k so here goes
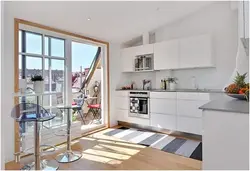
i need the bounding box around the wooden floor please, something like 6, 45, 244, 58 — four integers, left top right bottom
5, 127, 202, 170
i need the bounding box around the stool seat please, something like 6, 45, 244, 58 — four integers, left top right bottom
87, 104, 101, 109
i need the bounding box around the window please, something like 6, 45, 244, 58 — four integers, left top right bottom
18, 30, 66, 132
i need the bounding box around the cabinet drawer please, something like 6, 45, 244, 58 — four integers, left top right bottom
177, 100, 208, 118
116, 91, 129, 97
150, 92, 176, 99
177, 92, 210, 100
177, 116, 202, 135
116, 109, 150, 126
151, 113, 176, 130
115, 96, 129, 110
150, 98, 176, 115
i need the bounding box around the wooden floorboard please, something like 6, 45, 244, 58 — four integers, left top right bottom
5, 127, 201, 170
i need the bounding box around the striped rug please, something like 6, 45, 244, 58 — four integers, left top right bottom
104, 127, 202, 161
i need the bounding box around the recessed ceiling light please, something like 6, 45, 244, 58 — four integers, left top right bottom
87, 17, 91, 21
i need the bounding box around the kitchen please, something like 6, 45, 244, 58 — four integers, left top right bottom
1, 1, 249, 170
112, 1, 249, 169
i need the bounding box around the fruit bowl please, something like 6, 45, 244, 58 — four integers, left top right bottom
226, 93, 247, 100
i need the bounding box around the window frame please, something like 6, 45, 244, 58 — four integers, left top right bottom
14, 18, 110, 155
18, 29, 67, 129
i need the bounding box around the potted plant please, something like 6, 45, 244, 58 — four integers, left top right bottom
31, 75, 44, 93
167, 77, 178, 90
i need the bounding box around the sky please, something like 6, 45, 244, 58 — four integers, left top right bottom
19, 31, 98, 72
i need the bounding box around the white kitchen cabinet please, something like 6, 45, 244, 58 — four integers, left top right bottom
116, 109, 150, 126
151, 113, 176, 130
177, 116, 202, 135
177, 92, 210, 101
176, 92, 210, 135
135, 44, 154, 56
150, 98, 176, 115
239, 1, 249, 39
154, 39, 179, 70
203, 110, 249, 170
121, 44, 153, 72
150, 92, 176, 99
121, 47, 136, 72
177, 100, 209, 118
179, 34, 214, 68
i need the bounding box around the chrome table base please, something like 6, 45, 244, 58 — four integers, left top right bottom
56, 151, 82, 163
56, 107, 82, 163
21, 159, 59, 171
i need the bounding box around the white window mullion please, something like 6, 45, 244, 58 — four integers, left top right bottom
65, 39, 72, 108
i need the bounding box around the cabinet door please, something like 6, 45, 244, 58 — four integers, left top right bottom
177, 116, 202, 135
151, 113, 176, 130
177, 99, 209, 118
154, 40, 179, 70
150, 98, 176, 115
179, 35, 213, 68
135, 44, 154, 56
121, 47, 135, 72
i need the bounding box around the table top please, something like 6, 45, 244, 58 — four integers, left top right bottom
13, 91, 62, 97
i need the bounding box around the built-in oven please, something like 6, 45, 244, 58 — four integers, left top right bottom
129, 91, 150, 119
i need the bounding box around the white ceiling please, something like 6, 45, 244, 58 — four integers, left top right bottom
4, 1, 214, 43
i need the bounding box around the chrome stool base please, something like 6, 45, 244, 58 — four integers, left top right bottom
56, 151, 82, 163
21, 159, 59, 170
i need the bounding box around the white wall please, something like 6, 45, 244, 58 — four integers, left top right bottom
154, 2, 238, 89
1, 1, 5, 169
109, 43, 122, 126
2, 1, 15, 163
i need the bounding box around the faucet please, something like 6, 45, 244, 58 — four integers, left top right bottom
142, 79, 151, 90
191, 76, 199, 90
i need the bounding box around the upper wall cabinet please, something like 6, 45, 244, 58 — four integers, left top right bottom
121, 47, 136, 72
135, 44, 154, 56
179, 34, 214, 68
154, 39, 179, 70
121, 44, 154, 72
239, 0, 249, 39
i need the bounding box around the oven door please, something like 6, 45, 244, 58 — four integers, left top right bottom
129, 97, 149, 118
137, 97, 149, 118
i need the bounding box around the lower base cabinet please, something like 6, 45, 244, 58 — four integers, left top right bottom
116, 109, 150, 126
151, 113, 176, 130
177, 116, 202, 135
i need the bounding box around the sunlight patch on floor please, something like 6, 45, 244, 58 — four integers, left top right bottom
84, 147, 131, 160
81, 153, 122, 164
97, 143, 140, 155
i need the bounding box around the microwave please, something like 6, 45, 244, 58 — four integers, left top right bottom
134, 54, 153, 71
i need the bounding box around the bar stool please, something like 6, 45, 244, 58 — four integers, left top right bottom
11, 102, 59, 170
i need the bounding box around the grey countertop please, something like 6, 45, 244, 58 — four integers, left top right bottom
116, 88, 224, 93
199, 97, 249, 114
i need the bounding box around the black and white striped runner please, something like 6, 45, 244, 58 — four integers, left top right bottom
104, 127, 202, 161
